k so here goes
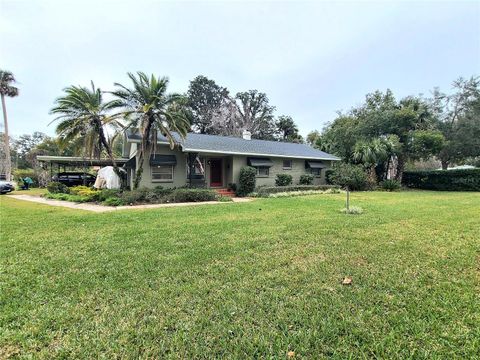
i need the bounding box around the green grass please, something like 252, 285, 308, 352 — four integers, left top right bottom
8, 188, 47, 197
1, 191, 479, 359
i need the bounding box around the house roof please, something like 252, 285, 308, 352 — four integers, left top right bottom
126, 132, 340, 161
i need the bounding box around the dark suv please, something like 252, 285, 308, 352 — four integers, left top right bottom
52, 172, 96, 187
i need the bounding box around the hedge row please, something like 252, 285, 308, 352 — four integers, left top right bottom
255, 185, 339, 197
402, 169, 480, 191
45, 184, 221, 205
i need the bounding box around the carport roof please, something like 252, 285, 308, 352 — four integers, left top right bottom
37, 156, 128, 167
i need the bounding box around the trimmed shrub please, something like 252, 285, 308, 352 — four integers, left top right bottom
120, 188, 150, 205
44, 193, 91, 203
70, 186, 99, 200
380, 179, 401, 191
299, 174, 314, 185
402, 169, 480, 191
47, 181, 70, 194
327, 163, 369, 191
325, 169, 334, 184
237, 166, 256, 196
275, 174, 293, 186
96, 189, 121, 202
102, 197, 125, 206
168, 188, 218, 202
255, 185, 339, 197
264, 189, 340, 198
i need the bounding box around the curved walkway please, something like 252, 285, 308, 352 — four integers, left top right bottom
6, 194, 251, 213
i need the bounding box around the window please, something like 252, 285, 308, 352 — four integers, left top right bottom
311, 168, 321, 176
256, 167, 269, 177
152, 165, 174, 182
283, 160, 292, 169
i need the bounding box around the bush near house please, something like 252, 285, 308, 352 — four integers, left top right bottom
46, 181, 70, 194
44, 185, 219, 206
255, 184, 339, 197
237, 166, 256, 196
275, 174, 293, 186
299, 174, 314, 185
402, 169, 480, 191
167, 188, 218, 203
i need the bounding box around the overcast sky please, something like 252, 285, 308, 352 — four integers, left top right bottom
1, 0, 479, 138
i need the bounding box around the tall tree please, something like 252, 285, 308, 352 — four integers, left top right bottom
112, 72, 190, 188
306, 130, 320, 146
319, 90, 443, 180
431, 76, 480, 169
187, 75, 229, 134
11, 132, 48, 169
0, 70, 19, 181
50, 82, 121, 172
276, 115, 302, 142
234, 90, 276, 140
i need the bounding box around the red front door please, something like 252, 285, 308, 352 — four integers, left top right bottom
210, 159, 222, 187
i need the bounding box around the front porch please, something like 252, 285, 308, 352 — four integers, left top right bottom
186, 153, 235, 190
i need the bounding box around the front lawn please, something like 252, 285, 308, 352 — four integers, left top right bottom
1, 191, 479, 358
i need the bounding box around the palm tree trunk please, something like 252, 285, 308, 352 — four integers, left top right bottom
1, 94, 12, 181
441, 159, 449, 170
134, 149, 144, 189
133, 118, 153, 189
394, 156, 405, 182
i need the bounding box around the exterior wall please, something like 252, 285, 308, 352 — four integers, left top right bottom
230, 156, 332, 187
136, 145, 187, 189
128, 146, 333, 189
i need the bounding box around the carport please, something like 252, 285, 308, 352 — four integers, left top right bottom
37, 155, 129, 180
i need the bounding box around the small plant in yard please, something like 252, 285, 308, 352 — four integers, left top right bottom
327, 163, 369, 213
299, 174, 314, 185
275, 173, 293, 186
340, 206, 363, 215
380, 179, 401, 191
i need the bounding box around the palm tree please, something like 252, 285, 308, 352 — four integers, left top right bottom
1, 70, 19, 181
50, 82, 122, 172
111, 72, 190, 188
353, 138, 388, 184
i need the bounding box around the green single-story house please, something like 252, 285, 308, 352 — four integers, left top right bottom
123, 130, 340, 189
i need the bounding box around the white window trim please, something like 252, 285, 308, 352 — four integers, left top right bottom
151, 165, 174, 183
256, 167, 269, 178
